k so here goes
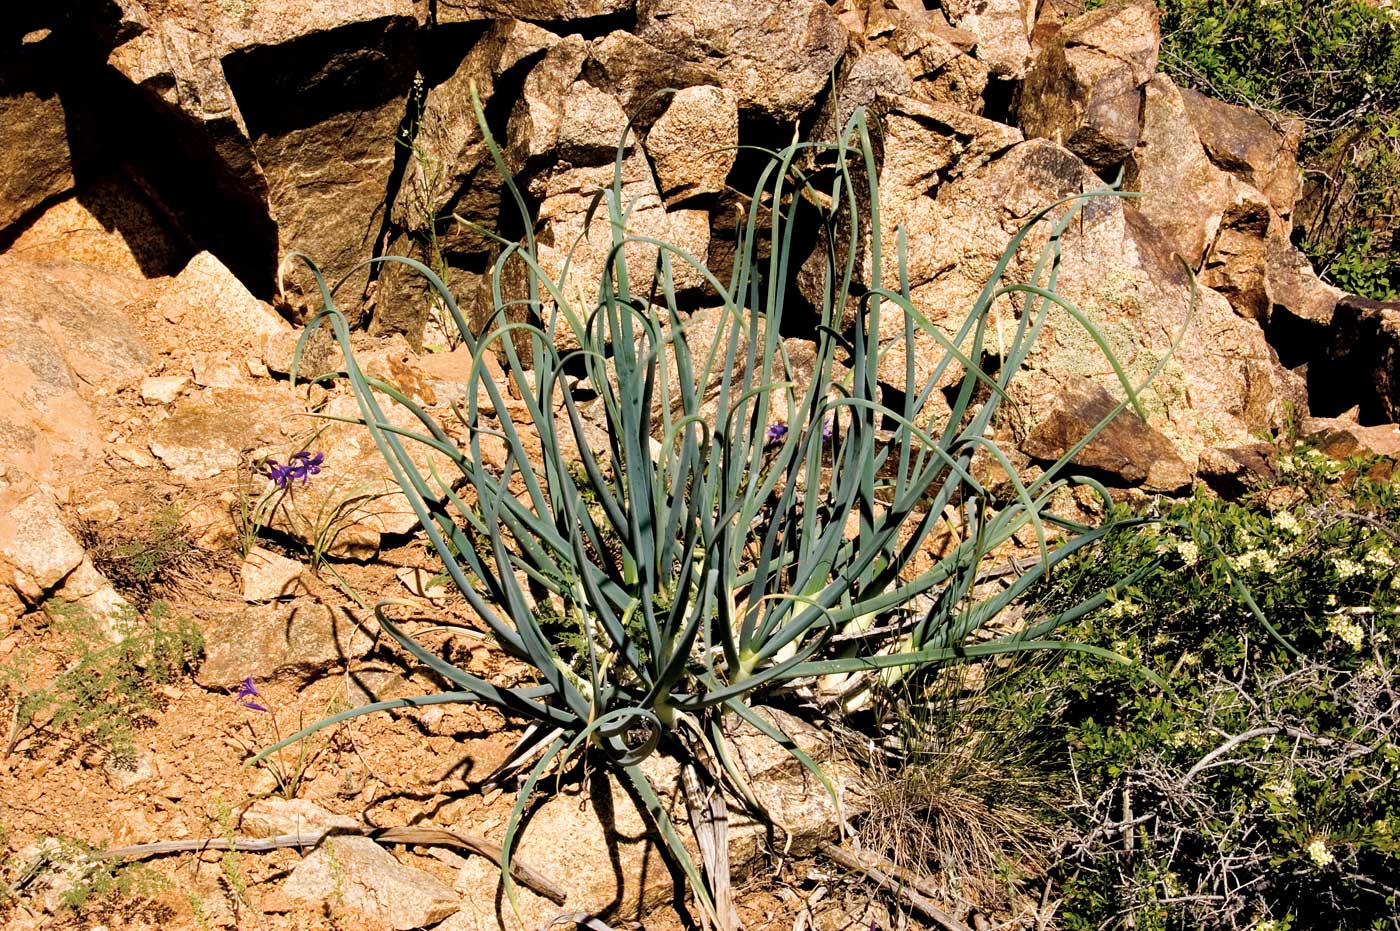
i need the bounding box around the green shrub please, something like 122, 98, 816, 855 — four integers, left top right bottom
1158, 0, 1400, 298
984, 449, 1400, 930
259, 95, 1159, 921
2, 601, 203, 760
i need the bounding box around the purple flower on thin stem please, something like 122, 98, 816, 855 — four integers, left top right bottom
264, 451, 325, 488
822, 416, 834, 441
235, 675, 269, 713
764, 422, 788, 448
290, 451, 324, 483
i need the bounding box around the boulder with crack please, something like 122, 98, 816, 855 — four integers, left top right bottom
867, 137, 1301, 482
1016, 0, 1159, 170
636, 0, 848, 122
941, 0, 1036, 79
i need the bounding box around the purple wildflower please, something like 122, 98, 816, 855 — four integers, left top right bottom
235, 675, 269, 713
290, 451, 324, 484
264, 451, 325, 488
822, 416, 834, 441
764, 421, 788, 447
264, 459, 293, 488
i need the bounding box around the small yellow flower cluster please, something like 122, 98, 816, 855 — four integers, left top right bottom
1173, 539, 1200, 565
1305, 836, 1334, 867
1334, 557, 1365, 579
1265, 778, 1296, 803
1364, 547, 1396, 570
1272, 511, 1303, 536
1106, 599, 1141, 619
1236, 549, 1280, 573
1327, 614, 1366, 650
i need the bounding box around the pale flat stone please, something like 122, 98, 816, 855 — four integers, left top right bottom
240, 546, 307, 603
141, 375, 192, 405
281, 835, 459, 931
197, 598, 376, 687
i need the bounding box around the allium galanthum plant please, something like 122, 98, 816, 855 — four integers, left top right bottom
256, 94, 1182, 923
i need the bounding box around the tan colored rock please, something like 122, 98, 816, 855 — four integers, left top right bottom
800, 94, 1021, 318
196, 598, 376, 687
869, 138, 1298, 474
148, 385, 303, 481
665, 208, 714, 294
1178, 86, 1304, 220
1021, 377, 1191, 491
1127, 77, 1311, 326
824, 47, 914, 134
1199, 190, 1275, 323
4, 175, 191, 278
158, 252, 292, 348
191, 351, 245, 389
282, 835, 459, 931
525, 150, 719, 329
436, 0, 632, 21
557, 80, 631, 164
0, 467, 128, 627
202, 0, 420, 53
886, 9, 986, 111
240, 546, 308, 603
0, 257, 151, 481
1060, 0, 1159, 84
1265, 230, 1342, 328
0, 472, 88, 607
584, 30, 723, 122
646, 85, 739, 203
242, 798, 358, 837
942, 0, 1036, 78
636, 0, 848, 120
1302, 417, 1400, 460
141, 375, 192, 405
449, 707, 854, 930
1127, 75, 1238, 266
507, 37, 591, 171
1017, 0, 1159, 169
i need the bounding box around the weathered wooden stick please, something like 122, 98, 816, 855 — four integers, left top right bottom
817, 841, 972, 931
99, 824, 568, 904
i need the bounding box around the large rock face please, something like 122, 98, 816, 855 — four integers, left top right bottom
636, 0, 848, 121
872, 137, 1299, 482
0, 256, 152, 481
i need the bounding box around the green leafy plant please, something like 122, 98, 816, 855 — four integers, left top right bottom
1159, 0, 1400, 298
979, 448, 1400, 930
79, 502, 211, 609
2, 601, 202, 760
258, 96, 1173, 922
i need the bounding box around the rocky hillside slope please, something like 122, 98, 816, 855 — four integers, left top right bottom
2, 0, 1398, 643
